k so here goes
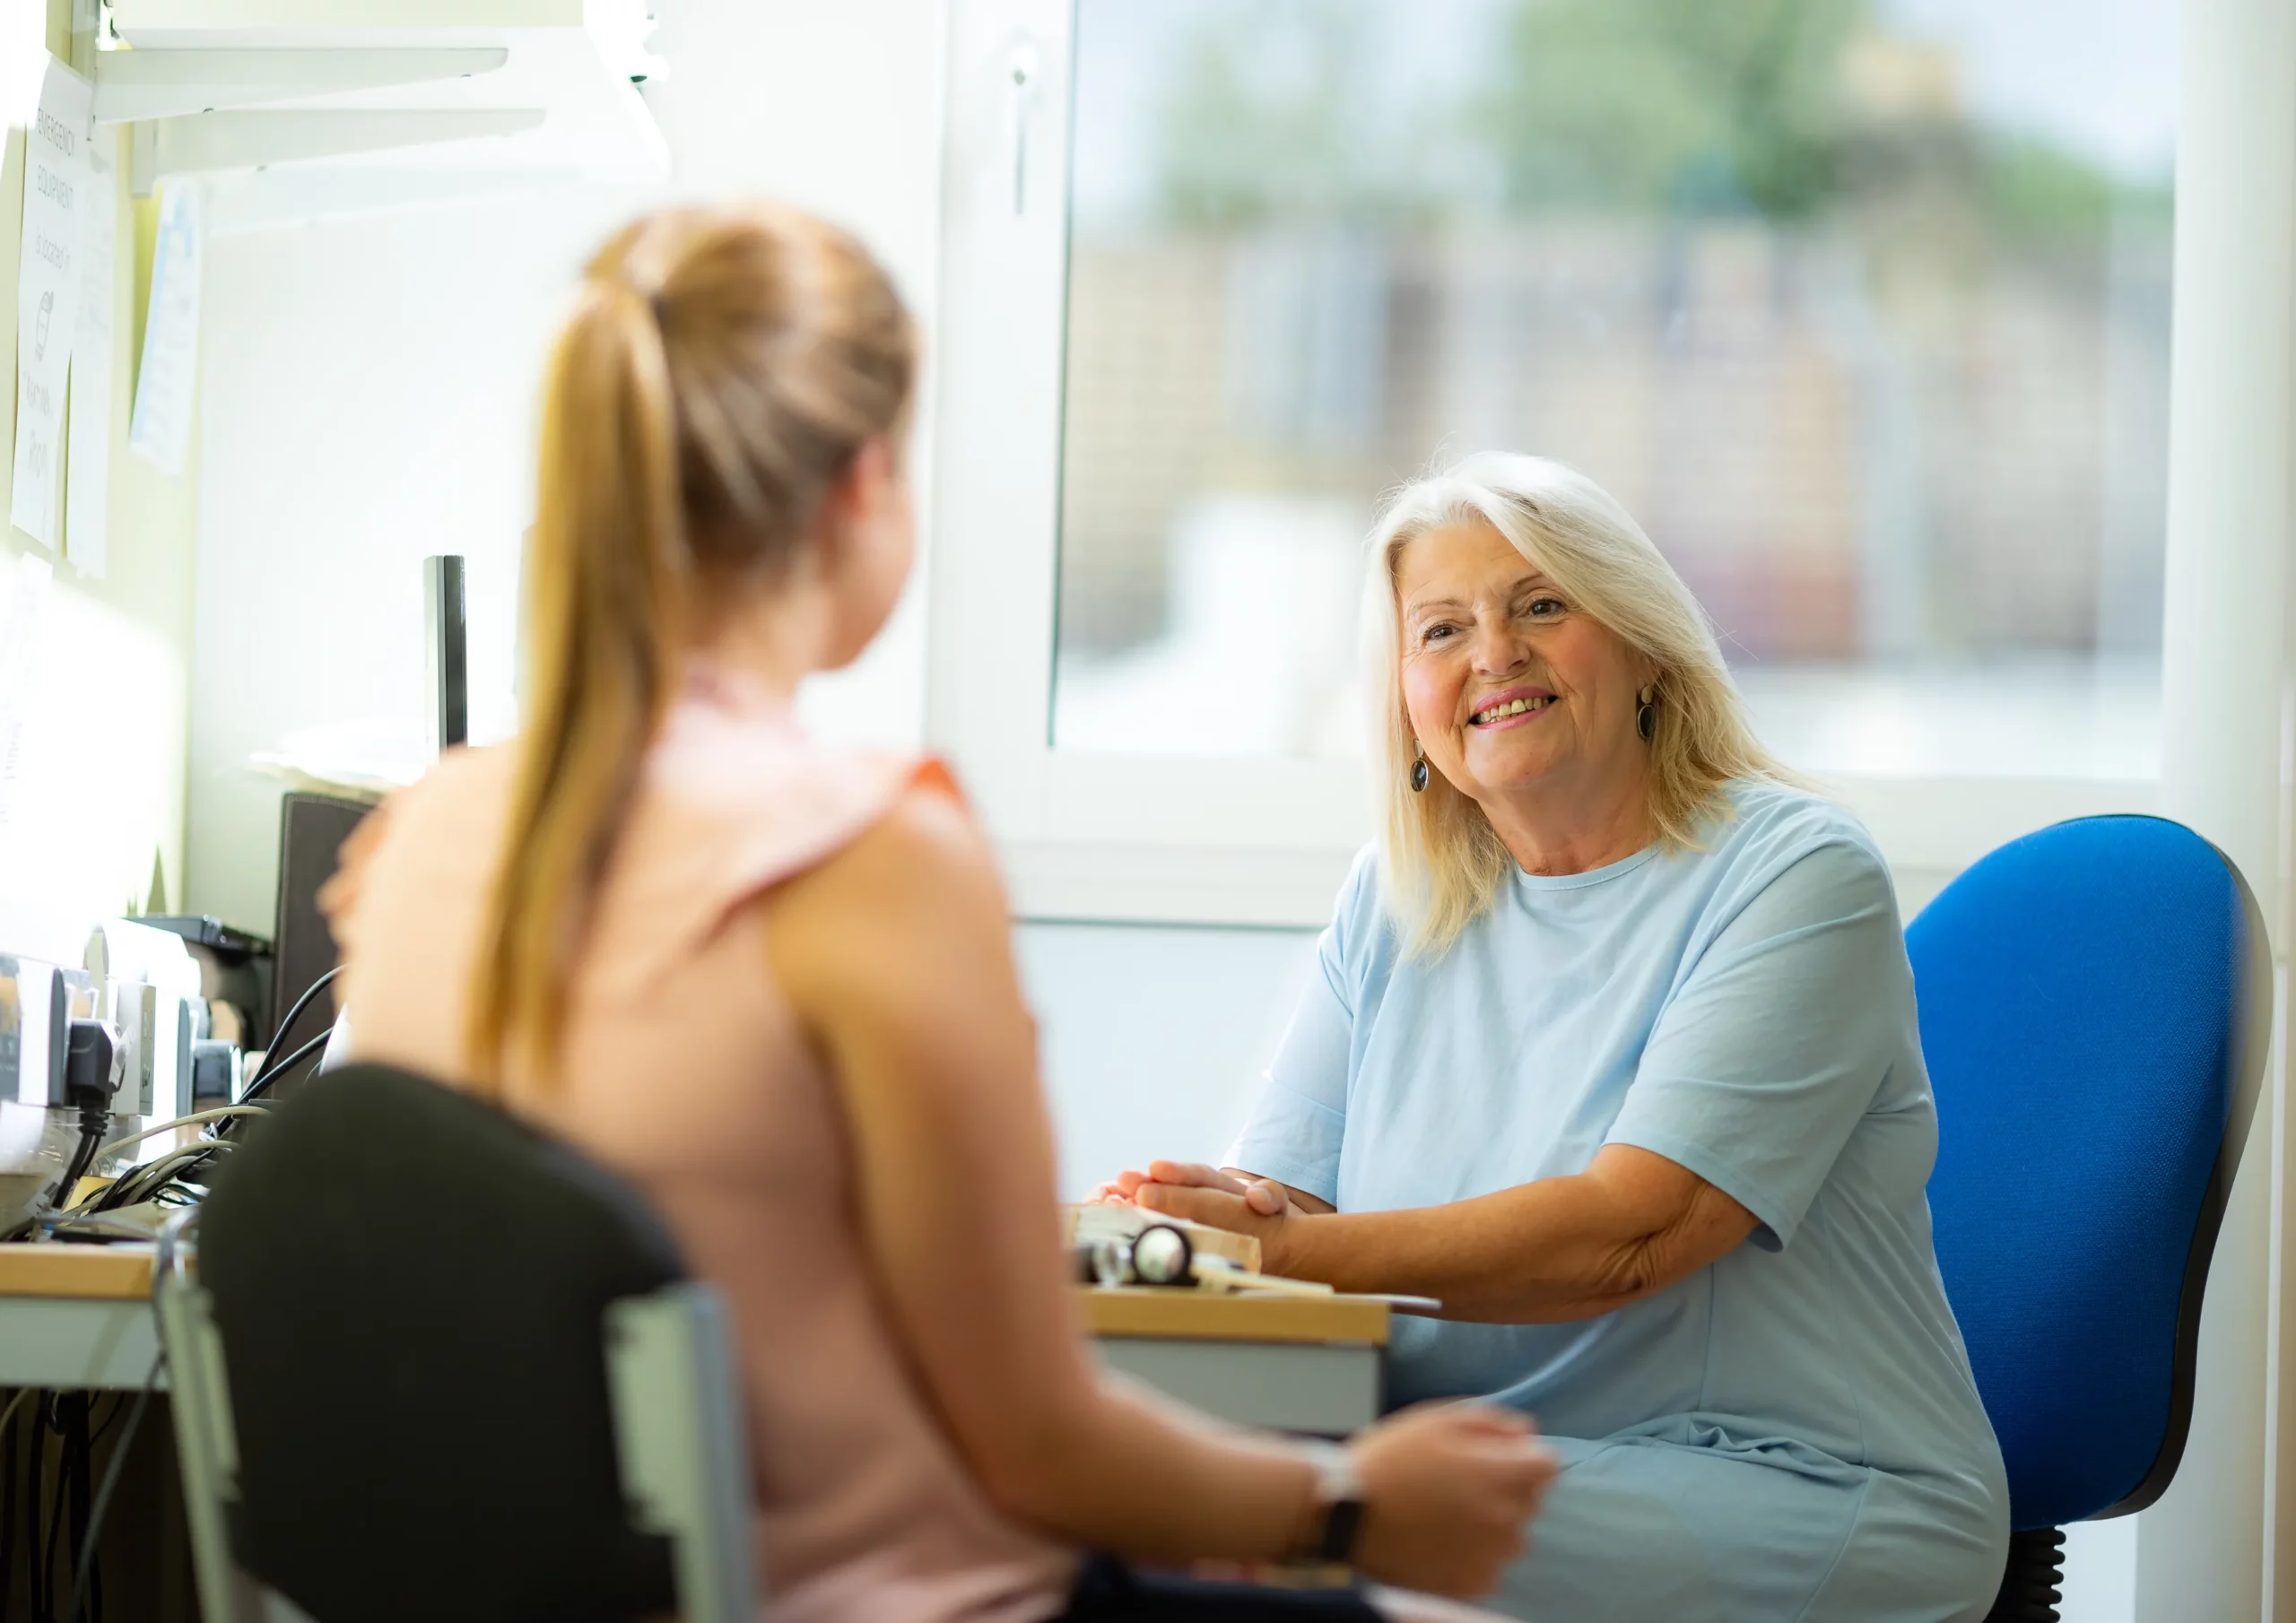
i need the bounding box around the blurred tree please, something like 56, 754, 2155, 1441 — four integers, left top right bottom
1142, 0, 2157, 241
1155, 4, 1379, 225
1477, 0, 1866, 221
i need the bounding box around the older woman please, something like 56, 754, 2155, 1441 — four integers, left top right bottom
1104, 454, 2009, 1621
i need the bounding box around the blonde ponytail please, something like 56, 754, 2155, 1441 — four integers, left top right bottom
466, 204, 917, 1085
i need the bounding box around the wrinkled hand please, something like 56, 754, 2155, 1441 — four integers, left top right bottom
1085, 1163, 1288, 1210
1121, 1161, 1298, 1271
1348, 1402, 1557, 1598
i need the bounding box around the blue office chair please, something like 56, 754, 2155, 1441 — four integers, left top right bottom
1909, 815, 2270, 1622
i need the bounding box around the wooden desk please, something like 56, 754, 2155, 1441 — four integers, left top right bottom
1080, 1287, 1387, 1436
0, 1245, 1390, 1435
0, 1242, 166, 1390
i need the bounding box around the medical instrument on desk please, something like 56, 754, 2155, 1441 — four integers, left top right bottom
1130, 1220, 1195, 1284
1076, 1223, 1446, 1307
1064, 1200, 1262, 1271
1077, 1220, 1196, 1289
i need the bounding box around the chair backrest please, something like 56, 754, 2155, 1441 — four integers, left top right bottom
1909, 815, 2269, 1530
186, 1061, 750, 1623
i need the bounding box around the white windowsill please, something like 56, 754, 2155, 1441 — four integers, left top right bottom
999, 772, 2161, 927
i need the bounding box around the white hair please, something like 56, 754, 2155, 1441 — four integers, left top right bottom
1363, 451, 1793, 956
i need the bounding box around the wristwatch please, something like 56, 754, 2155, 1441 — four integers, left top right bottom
1294, 1441, 1367, 1567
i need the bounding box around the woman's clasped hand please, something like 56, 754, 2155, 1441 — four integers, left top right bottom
1089, 1163, 1309, 1266
1342, 1403, 1555, 1597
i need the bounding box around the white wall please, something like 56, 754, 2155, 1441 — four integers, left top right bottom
3, 81, 204, 937
187, 190, 620, 928
1020, 922, 1319, 1197
187, 0, 949, 932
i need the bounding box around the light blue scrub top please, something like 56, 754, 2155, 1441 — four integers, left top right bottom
1229, 783, 2009, 1623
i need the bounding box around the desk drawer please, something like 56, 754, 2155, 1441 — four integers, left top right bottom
1095, 1337, 1379, 1436
0, 1295, 166, 1389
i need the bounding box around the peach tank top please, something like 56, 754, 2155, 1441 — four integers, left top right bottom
331, 670, 1076, 1623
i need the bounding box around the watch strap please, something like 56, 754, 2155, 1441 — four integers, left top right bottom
1296, 1442, 1366, 1567
1316, 1495, 1365, 1564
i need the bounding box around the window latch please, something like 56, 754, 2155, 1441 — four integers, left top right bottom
1008, 39, 1040, 217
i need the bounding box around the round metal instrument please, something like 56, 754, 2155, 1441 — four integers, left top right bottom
1130, 1222, 1195, 1287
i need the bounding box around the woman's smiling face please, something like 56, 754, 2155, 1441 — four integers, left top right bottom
1396, 517, 1652, 812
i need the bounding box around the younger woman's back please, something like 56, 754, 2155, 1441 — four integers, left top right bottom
334, 668, 1074, 1623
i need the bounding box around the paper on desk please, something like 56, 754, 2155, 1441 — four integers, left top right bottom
127, 181, 201, 478
10, 57, 93, 548
63, 130, 115, 578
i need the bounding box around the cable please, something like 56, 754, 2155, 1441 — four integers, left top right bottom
82, 1395, 120, 1623
51, 1107, 110, 1215
18, 1394, 41, 1623
84, 1138, 232, 1211
87, 1141, 237, 1216
84, 1393, 123, 1454
85, 1107, 268, 1163
62, 1353, 161, 1623
31, 1393, 53, 1622
61, 1393, 91, 1621
0, 1389, 31, 1444
43, 1113, 262, 1223
247, 1026, 331, 1092
261, 965, 343, 1067
86, 1151, 202, 1215
0, 1385, 26, 1620
235, 1027, 331, 1107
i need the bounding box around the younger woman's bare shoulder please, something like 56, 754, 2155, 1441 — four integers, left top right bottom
760, 771, 1016, 1009
807, 770, 999, 906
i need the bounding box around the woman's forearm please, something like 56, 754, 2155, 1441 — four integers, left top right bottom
1259, 1148, 1759, 1324
1283, 1175, 1652, 1321
987, 1375, 1320, 1563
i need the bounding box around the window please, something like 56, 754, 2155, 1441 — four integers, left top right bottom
933, 0, 2175, 922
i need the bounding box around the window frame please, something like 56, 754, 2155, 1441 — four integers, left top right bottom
926, 0, 2164, 926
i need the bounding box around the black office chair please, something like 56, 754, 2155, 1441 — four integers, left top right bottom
155, 1062, 757, 1623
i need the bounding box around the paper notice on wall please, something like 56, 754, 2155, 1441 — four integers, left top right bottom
127, 181, 202, 479
63, 132, 115, 578
0, 553, 55, 834
8, 58, 92, 548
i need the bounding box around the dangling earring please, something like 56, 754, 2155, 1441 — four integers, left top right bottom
1636, 686, 1657, 742
1410, 742, 1430, 794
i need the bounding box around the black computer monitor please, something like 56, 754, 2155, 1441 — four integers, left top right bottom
425, 553, 468, 752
